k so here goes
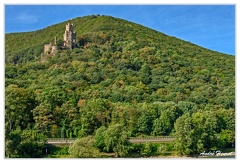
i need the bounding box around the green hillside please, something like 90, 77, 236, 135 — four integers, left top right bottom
5, 15, 235, 158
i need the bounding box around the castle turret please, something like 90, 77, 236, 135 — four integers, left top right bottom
63, 23, 76, 49
43, 22, 77, 56
44, 38, 58, 55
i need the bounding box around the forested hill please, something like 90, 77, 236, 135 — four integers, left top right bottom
5, 15, 235, 158
5, 14, 234, 64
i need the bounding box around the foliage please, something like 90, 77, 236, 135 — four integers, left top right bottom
5, 15, 235, 157
174, 110, 227, 156
5, 128, 46, 158
68, 136, 100, 158
5, 84, 36, 131
173, 113, 193, 155
141, 142, 154, 157
219, 129, 235, 148
95, 124, 130, 157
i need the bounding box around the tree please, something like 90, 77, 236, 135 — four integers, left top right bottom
94, 126, 106, 151
224, 108, 235, 131
191, 111, 217, 152
5, 128, 46, 158
69, 136, 100, 158
80, 98, 109, 134
110, 103, 139, 136
5, 128, 21, 158
35, 86, 67, 108
152, 111, 171, 136
137, 108, 155, 135
174, 111, 218, 156
139, 63, 151, 85
56, 101, 79, 136
174, 113, 193, 156
5, 84, 35, 131
188, 91, 208, 105
17, 130, 46, 158
98, 124, 130, 157
177, 101, 198, 114
5, 66, 18, 78
219, 129, 235, 148
141, 142, 153, 157
153, 102, 182, 136
32, 102, 54, 134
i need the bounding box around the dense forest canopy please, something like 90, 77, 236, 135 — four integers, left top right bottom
5, 15, 235, 158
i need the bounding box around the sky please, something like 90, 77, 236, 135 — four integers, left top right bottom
4, 4, 235, 55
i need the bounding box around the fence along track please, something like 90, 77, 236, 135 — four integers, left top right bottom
46, 138, 76, 144
46, 136, 175, 144
129, 136, 175, 143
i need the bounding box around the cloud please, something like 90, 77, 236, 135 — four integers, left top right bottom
15, 13, 38, 24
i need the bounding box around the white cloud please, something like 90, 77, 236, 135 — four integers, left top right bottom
15, 13, 38, 24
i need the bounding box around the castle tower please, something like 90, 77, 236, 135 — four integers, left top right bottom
44, 37, 58, 55
63, 23, 76, 49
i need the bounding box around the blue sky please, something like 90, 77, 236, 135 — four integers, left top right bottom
5, 5, 235, 55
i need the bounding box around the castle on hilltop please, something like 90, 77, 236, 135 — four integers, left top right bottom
44, 37, 58, 54
44, 23, 77, 54
63, 23, 77, 49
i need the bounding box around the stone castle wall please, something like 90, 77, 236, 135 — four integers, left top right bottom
44, 23, 76, 54
63, 23, 76, 49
